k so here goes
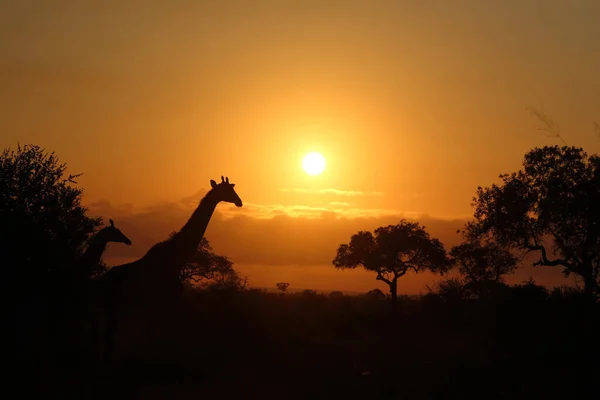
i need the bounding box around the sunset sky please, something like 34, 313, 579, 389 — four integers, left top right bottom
1, 1, 599, 293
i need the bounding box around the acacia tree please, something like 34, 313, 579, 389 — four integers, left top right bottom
0, 144, 101, 285
450, 241, 517, 298
333, 220, 450, 310
466, 146, 600, 298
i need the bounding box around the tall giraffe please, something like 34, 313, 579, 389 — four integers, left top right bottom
96, 176, 242, 363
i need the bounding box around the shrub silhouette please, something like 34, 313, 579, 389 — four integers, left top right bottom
427, 278, 471, 302
301, 289, 318, 297
365, 288, 386, 301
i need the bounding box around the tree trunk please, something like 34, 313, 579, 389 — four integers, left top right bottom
581, 268, 597, 300
389, 279, 398, 314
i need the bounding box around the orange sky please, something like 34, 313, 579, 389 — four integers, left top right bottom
1, 1, 598, 293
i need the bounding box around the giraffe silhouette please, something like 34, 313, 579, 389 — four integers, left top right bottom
95, 176, 242, 364
46, 219, 133, 380
78, 219, 132, 279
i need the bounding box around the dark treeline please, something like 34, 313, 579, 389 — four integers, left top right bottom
2, 143, 600, 399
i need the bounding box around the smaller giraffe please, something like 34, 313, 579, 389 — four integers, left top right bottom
78, 219, 132, 279
67, 219, 132, 365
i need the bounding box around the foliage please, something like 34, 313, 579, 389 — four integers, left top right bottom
0, 144, 101, 283
450, 241, 517, 299
549, 284, 585, 299
179, 236, 246, 290
450, 241, 517, 283
507, 278, 549, 302
333, 219, 450, 309
466, 146, 600, 297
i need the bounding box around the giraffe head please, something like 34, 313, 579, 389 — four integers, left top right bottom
210, 176, 243, 207
99, 219, 133, 245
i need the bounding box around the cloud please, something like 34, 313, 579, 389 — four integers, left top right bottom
87, 200, 134, 218
329, 201, 352, 207
87, 193, 467, 268
89, 191, 575, 292
216, 202, 424, 220
279, 188, 385, 197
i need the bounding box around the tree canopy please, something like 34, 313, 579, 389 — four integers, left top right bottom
449, 241, 517, 299
450, 241, 518, 284
0, 144, 100, 287
333, 220, 450, 309
466, 145, 600, 297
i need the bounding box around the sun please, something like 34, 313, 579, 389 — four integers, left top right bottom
302, 152, 326, 176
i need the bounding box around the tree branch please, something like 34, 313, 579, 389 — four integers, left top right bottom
393, 269, 408, 280
527, 244, 572, 268
375, 271, 392, 285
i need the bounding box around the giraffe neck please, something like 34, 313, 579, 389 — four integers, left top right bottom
177, 192, 219, 255
144, 191, 219, 277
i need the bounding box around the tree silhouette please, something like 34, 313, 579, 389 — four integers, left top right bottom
276, 282, 290, 294
466, 145, 600, 298
178, 235, 245, 289
333, 220, 450, 311
0, 144, 100, 286
450, 241, 517, 298
1, 144, 101, 382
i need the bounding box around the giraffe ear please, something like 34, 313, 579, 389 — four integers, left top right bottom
110, 219, 114, 227
210, 179, 217, 188
231, 184, 235, 187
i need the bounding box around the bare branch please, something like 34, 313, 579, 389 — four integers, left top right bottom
526, 107, 568, 145
528, 244, 572, 269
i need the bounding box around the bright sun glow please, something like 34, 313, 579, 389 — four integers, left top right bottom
302, 152, 326, 176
